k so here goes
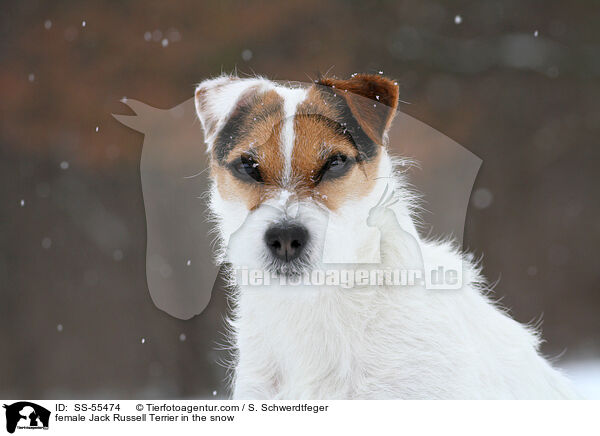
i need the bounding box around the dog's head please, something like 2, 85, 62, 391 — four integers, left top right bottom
195, 74, 400, 277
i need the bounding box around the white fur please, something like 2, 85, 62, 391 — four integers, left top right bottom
196, 76, 579, 400
278, 86, 308, 182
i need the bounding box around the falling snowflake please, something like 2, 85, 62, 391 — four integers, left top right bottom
42, 237, 52, 249
95, 126, 99, 132
179, 333, 186, 342
60, 161, 69, 170
454, 15, 462, 24
144, 31, 152, 42
44, 20, 52, 30
20, 199, 25, 207
82, 20, 86, 27
57, 324, 63, 332
241, 49, 253, 61
28, 73, 35, 82
534, 30, 539, 37
141, 338, 146, 344
212, 390, 217, 396
161, 38, 169, 47
186, 259, 191, 266
472, 188, 493, 209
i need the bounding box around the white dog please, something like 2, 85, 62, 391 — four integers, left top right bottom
194, 73, 577, 399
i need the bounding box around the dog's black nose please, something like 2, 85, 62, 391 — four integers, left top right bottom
264, 224, 309, 262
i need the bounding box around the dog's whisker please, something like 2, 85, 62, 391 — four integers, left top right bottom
183, 167, 210, 179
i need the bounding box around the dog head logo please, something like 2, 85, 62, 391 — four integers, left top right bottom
3, 402, 50, 434
114, 75, 481, 319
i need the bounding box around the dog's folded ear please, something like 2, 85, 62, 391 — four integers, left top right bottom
194, 76, 268, 154
317, 74, 399, 147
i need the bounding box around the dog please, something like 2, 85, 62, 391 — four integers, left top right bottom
194, 73, 578, 399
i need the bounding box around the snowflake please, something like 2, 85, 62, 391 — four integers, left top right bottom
241, 49, 253, 61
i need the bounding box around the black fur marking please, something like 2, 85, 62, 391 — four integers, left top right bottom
213, 98, 282, 163
318, 87, 378, 161
214, 103, 253, 162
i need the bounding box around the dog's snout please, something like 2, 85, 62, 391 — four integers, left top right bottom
264, 224, 308, 262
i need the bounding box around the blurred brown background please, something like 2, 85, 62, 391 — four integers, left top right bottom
1, 0, 599, 399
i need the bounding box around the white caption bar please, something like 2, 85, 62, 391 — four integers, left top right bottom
0, 400, 597, 436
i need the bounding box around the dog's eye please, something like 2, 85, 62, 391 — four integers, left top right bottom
313, 154, 353, 184
230, 155, 263, 183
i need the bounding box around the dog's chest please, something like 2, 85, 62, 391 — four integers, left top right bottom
238, 286, 403, 398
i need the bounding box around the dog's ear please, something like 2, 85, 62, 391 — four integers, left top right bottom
195, 76, 266, 154
317, 74, 399, 146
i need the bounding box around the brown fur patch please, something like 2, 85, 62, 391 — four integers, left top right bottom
212, 90, 286, 210
211, 76, 398, 212
290, 85, 382, 211
317, 74, 399, 146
